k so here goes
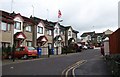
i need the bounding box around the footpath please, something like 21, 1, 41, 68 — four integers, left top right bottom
2, 53, 77, 66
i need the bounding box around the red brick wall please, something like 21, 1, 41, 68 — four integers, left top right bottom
109, 28, 120, 54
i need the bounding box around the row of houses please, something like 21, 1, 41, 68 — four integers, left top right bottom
0, 10, 79, 55
80, 29, 113, 47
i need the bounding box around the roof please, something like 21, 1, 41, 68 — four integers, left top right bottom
81, 31, 95, 37
31, 16, 54, 29
92, 33, 104, 38
65, 26, 72, 30
73, 29, 79, 33
0, 10, 14, 23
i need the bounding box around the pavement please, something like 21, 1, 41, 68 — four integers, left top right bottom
2, 53, 77, 66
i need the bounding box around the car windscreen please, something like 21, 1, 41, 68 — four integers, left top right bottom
28, 47, 36, 50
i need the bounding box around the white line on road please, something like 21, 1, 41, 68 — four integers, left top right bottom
61, 60, 87, 77
72, 60, 87, 77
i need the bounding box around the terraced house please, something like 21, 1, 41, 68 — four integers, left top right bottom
65, 26, 79, 46
30, 17, 54, 55
1, 10, 79, 56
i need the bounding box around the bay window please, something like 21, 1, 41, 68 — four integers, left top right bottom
38, 26, 43, 34
14, 21, 21, 30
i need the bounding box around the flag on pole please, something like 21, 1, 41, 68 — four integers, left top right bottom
58, 10, 62, 18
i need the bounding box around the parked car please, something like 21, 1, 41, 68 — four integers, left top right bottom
87, 45, 94, 49
83, 45, 88, 50
7, 46, 38, 59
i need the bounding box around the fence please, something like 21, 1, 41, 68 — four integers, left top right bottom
109, 28, 120, 54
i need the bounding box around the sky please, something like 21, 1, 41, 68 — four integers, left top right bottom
0, 0, 120, 38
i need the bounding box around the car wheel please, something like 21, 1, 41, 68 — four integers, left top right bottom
8, 55, 12, 59
23, 55, 28, 59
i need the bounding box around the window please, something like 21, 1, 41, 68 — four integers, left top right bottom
38, 26, 43, 34
68, 31, 71, 36
97, 36, 101, 43
55, 28, 58, 34
26, 26, 32, 32
7, 24, 11, 31
1, 22, 7, 31
61, 31, 64, 35
14, 21, 21, 30
2, 42, 10, 48
26, 41, 32, 47
1, 22, 11, 31
47, 30, 52, 35
48, 43, 52, 49
88, 35, 91, 40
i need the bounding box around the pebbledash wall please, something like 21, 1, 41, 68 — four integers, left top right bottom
109, 28, 120, 54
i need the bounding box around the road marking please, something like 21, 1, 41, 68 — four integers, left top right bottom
61, 60, 87, 77
72, 60, 87, 77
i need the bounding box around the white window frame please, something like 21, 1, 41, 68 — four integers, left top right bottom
47, 30, 52, 35
38, 26, 43, 34
26, 26, 32, 32
14, 21, 21, 30
1, 22, 7, 31
68, 31, 71, 36
26, 41, 32, 47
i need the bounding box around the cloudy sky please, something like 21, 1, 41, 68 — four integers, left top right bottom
0, 0, 120, 38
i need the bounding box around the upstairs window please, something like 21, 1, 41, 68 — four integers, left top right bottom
7, 24, 11, 31
14, 21, 21, 30
26, 26, 32, 32
61, 31, 64, 35
97, 36, 102, 43
55, 28, 58, 34
38, 26, 43, 34
1, 22, 11, 31
88, 35, 91, 40
47, 30, 52, 35
1, 22, 7, 31
68, 31, 71, 36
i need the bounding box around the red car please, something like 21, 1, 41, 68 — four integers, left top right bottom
8, 46, 38, 59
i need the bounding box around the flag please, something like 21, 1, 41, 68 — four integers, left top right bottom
58, 10, 62, 18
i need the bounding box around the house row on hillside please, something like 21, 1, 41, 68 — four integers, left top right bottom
0, 10, 79, 55
80, 29, 113, 47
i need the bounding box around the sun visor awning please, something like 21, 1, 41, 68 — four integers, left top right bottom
54, 35, 63, 41
14, 32, 26, 39
37, 35, 48, 43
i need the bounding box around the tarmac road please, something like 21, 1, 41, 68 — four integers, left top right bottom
2, 49, 112, 77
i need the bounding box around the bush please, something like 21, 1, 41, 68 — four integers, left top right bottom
62, 44, 77, 54
105, 54, 120, 77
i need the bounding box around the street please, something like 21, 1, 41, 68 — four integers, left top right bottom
2, 49, 112, 76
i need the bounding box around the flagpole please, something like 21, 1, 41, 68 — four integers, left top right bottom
46, 9, 49, 20
11, 0, 13, 12
32, 5, 34, 17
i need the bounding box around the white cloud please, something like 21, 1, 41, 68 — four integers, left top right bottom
0, 0, 120, 38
